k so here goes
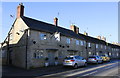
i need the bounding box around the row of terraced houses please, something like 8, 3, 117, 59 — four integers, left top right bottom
1, 3, 120, 69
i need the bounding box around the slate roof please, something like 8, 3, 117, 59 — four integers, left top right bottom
21, 16, 120, 48
21, 16, 84, 40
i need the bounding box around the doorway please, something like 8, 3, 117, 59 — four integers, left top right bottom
47, 51, 56, 65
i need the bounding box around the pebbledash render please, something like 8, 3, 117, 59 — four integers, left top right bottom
1, 3, 120, 69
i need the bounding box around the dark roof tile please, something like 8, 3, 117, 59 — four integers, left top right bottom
21, 16, 119, 47
21, 16, 84, 40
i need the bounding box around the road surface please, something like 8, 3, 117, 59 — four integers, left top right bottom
36, 60, 120, 78
2, 59, 120, 78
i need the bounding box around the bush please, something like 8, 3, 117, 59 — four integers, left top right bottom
55, 57, 58, 60
45, 57, 49, 61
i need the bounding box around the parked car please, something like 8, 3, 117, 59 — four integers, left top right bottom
87, 55, 103, 64
63, 55, 87, 68
100, 55, 110, 62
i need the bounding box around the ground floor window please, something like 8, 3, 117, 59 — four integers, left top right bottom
117, 53, 119, 57
33, 50, 44, 59
96, 52, 99, 55
89, 52, 92, 56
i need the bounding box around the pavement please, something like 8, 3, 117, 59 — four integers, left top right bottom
2, 65, 66, 77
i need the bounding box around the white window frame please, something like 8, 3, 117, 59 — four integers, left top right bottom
96, 44, 98, 48
88, 42, 91, 47
84, 41, 86, 46
80, 40, 84, 46
105, 45, 106, 49
66, 38, 70, 44
76, 40, 80, 45
89, 52, 92, 56
40, 33, 47, 40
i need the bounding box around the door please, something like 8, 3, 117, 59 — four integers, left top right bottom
48, 51, 55, 65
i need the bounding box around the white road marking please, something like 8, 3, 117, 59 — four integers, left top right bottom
82, 70, 98, 76
94, 66, 118, 76
104, 65, 114, 69
65, 62, 118, 77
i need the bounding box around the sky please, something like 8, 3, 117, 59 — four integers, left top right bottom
1, 2, 118, 43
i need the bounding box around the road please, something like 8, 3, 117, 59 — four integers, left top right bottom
2, 59, 120, 78
36, 60, 120, 78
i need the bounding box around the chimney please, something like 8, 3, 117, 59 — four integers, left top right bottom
102, 36, 106, 41
97, 36, 101, 40
76, 27, 79, 34
17, 3, 24, 18
54, 17, 58, 26
84, 31, 88, 36
70, 25, 79, 34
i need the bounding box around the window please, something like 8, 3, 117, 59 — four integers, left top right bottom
76, 40, 79, 45
33, 50, 44, 59
109, 52, 111, 56
66, 38, 70, 44
40, 33, 47, 40
101, 44, 103, 48
96, 44, 98, 48
89, 52, 92, 55
84, 41, 86, 46
105, 46, 106, 49
80, 40, 84, 46
96, 52, 99, 55
88, 43, 91, 47
117, 53, 119, 56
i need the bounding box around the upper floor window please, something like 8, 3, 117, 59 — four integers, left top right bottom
105, 46, 106, 49
84, 41, 86, 46
40, 33, 47, 40
66, 38, 70, 44
76, 40, 80, 45
101, 44, 103, 48
112, 48, 113, 51
88, 42, 91, 47
80, 40, 84, 46
96, 44, 98, 48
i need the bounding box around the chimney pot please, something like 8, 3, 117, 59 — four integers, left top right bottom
54, 17, 58, 26
102, 36, 106, 41
84, 32, 88, 36
97, 36, 101, 40
70, 25, 79, 34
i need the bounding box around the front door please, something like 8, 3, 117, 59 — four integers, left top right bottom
48, 51, 55, 65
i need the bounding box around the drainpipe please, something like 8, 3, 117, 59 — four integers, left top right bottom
95, 44, 96, 55
86, 41, 88, 59
25, 29, 28, 69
